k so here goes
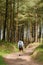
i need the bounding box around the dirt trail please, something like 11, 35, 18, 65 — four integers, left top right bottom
3, 43, 42, 65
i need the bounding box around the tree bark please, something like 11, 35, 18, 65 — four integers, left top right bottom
15, 0, 19, 42
35, 14, 38, 42
3, 0, 8, 40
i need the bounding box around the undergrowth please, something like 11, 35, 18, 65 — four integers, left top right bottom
32, 43, 43, 63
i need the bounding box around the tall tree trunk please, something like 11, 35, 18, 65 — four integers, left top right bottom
7, 0, 12, 42
6, 0, 15, 42
21, 25, 24, 41
3, 0, 8, 40
0, 29, 1, 40
41, 18, 43, 43
15, 0, 19, 42
10, 0, 15, 42
35, 14, 38, 42
29, 22, 33, 42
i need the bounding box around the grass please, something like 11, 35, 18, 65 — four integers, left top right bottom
0, 41, 19, 65
32, 43, 43, 63
0, 56, 7, 65
0, 41, 19, 56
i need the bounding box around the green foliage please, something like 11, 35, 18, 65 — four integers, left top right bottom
0, 0, 43, 42
0, 41, 18, 65
0, 56, 7, 65
36, 44, 43, 49
0, 41, 19, 56
32, 44, 43, 63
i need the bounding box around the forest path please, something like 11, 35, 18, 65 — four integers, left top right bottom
3, 43, 42, 65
